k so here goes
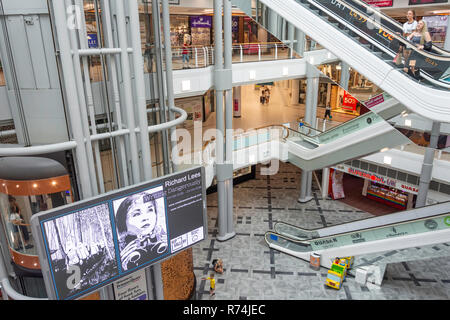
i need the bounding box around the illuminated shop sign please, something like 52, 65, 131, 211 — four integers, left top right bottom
409, 0, 448, 4
190, 16, 212, 28
31, 167, 207, 300
347, 168, 395, 185
363, 0, 393, 7
335, 165, 419, 194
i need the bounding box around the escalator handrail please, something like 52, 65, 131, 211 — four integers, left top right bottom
337, 0, 450, 56
274, 198, 450, 236
266, 209, 450, 248
303, 0, 450, 63
311, 110, 381, 140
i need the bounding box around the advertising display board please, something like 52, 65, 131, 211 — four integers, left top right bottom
31, 167, 207, 300
409, 0, 447, 4
113, 269, 148, 300
362, 0, 393, 7
342, 91, 358, 111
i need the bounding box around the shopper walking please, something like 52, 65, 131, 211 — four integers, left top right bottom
182, 42, 190, 69
324, 104, 332, 120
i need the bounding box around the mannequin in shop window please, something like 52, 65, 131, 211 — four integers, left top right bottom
8, 196, 33, 250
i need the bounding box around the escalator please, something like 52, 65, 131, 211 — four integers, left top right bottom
265, 201, 450, 278
284, 95, 409, 170
232, 0, 450, 123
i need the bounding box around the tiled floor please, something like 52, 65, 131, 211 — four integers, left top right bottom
192, 162, 450, 300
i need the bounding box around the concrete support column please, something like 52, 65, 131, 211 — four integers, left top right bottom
294, 28, 305, 56
298, 169, 313, 203
339, 61, 350, 91
305, 65, 319, 129
151, 0, 171, 175
416, 121, 440, 208
214, 0, 234, 242
288, 23, 295, 58
267, 7, 278, 37
299, 65, 320, 201
223, 0, 235, 240
321, 168, 330, 199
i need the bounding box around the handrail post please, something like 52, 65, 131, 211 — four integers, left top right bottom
195, 47, 198, 68
258, 44, 261, 61
275, 43, 278, 60
240, 44, 243, 62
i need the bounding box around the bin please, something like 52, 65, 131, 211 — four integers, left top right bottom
309, 252, 321, 271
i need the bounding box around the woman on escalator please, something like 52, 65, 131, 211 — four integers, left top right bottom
407, 20, 432, 52
404, 20, 432, 79
394, 10, 417, 65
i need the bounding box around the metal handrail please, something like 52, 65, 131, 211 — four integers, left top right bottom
338, 0, 450, 56
304, 0, 450, 62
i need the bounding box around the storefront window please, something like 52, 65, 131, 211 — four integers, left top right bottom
170, 15, 190, 47
190, 15, 212, 46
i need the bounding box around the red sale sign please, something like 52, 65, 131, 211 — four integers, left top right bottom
342, 91, 357, 111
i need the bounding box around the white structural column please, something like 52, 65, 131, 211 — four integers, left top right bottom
214, 0, 227, 241
416, 122, 441, 208
299, 64, 319, 203
51, 0, 93, 198
321, 167, 330, 199
339, 61, 350, 91
224, 0, 236, 240
295, 28, 305, 56
128, 0, 153, 181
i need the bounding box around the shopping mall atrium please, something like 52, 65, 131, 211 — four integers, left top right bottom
0, 0, 450, 301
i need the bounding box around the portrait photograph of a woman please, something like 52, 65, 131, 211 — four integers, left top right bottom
112, 186, 168, 273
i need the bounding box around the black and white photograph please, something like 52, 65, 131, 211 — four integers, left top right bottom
42, 203, 118, 300
112, 186, 169, 273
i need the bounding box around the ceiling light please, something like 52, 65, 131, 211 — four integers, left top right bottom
405, 119, 412, 127
383, 156, 392, 165
380, 147, 389, 152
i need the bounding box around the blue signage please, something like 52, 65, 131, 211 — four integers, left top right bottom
87, 33, 98, 48
190, 16, 212, 28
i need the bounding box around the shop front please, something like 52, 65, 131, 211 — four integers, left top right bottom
190, 15, 212, 46
334, 164, 418, 210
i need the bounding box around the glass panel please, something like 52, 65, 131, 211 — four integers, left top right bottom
397, 171, 407, 182
0, 185, 72, 255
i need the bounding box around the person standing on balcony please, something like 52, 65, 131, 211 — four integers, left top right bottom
182, 42, 190, 69
324, 104, 332, 120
